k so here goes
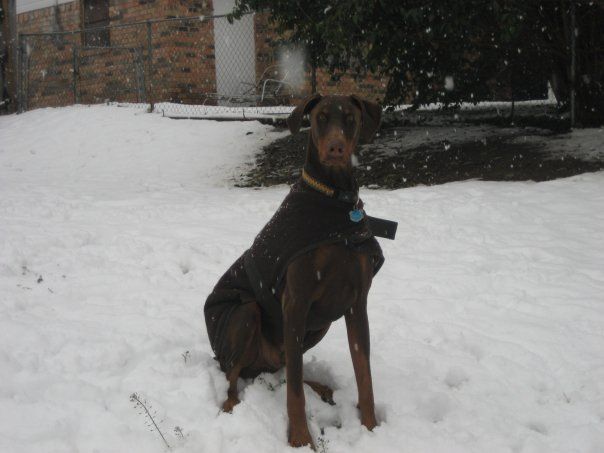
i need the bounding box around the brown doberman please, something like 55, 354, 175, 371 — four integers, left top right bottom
205, 94, 384, 449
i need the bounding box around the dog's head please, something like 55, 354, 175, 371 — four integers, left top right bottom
287, 94, 381, 169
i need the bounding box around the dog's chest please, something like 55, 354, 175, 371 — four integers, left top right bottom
303, 245, 371, 330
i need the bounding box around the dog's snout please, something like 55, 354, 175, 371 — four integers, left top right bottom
327, 139, 346, 157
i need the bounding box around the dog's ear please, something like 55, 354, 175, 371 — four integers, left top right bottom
287, 93, 322, 134
350, 95, 382, 144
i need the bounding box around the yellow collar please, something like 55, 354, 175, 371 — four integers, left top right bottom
301, 169, 335, 197
301, 168, 359, 204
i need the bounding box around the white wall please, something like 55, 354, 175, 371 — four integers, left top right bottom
213, 0, 256, 103
17, 0, 74, 15
212, 0, 235, 16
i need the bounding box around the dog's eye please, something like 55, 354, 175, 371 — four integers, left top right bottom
317, 113, 327, 122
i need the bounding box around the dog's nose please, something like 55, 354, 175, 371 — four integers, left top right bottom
327, 139, 346, 157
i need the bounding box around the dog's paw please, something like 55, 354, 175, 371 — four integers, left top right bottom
289, 425, 315, 450
361, 414, 378, 431
221, 397, 240, 413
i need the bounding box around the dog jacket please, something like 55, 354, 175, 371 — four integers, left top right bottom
204, 179, 384, 370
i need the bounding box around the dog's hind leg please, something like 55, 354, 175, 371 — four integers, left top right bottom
222, 363, 242, 413
219, 302, 261, 413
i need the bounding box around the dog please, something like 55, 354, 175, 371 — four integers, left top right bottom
205, 93, 393, 449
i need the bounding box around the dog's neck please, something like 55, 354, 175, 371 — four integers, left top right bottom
304, 136, 357, 194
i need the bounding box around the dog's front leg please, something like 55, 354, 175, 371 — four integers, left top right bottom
345, 293, 378, 431
282, 287, 315, 450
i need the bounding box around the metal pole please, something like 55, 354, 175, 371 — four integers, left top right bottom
6, 0, 17, 111
17, 32, 24, 112
0, 0, 7, 108
570, 0, 576, 128
146, 20, 154, 112
72, 45, 78, 103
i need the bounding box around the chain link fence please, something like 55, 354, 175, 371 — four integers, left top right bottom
18, 12, 580, 122
18, 14, 302, 119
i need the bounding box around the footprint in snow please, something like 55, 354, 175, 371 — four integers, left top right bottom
179, 263, 191, 275
526, 421, 548, 435
417, 393, 452, 423
444, 367, 470, 389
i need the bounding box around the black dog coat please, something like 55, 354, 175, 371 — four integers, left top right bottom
204, 179, 385, 372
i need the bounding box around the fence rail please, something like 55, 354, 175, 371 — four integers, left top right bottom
17, 14, 301, 118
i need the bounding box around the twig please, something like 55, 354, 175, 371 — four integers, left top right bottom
130, 392, 170, 449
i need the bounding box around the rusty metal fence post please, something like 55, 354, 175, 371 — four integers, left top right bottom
569, 0, 576, 128
146, 20, 154, 112
72, 46, 79, 104
17, 32, 24, 112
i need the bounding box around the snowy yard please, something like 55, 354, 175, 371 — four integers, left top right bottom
1, 105, 604, 453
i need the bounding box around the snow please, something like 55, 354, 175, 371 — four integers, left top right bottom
1, 105, 604, 453
371, 124, 511, 156
511, 127, 604, 162
151, 102, 292, 120
371, 123, 604, 164
393, 98, 557, 112
119, 98, 553, 122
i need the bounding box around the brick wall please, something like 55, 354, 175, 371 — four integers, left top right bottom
17, 1, 80, 34
18, 0, 218, 108
109, 0, 211, 25
314, 69, 387, 103
151, 17, 217, 105
252, 13, 386, 104
253, 12, 275, 100
17, 0, 213, 34
19, 2, 80, 109
18, 1, 387, 110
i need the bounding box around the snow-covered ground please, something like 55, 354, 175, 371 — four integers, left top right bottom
516, 128, 604, 162
1, 105, 603, 453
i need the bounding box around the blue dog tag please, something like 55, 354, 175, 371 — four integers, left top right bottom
349, 209, 364, 223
